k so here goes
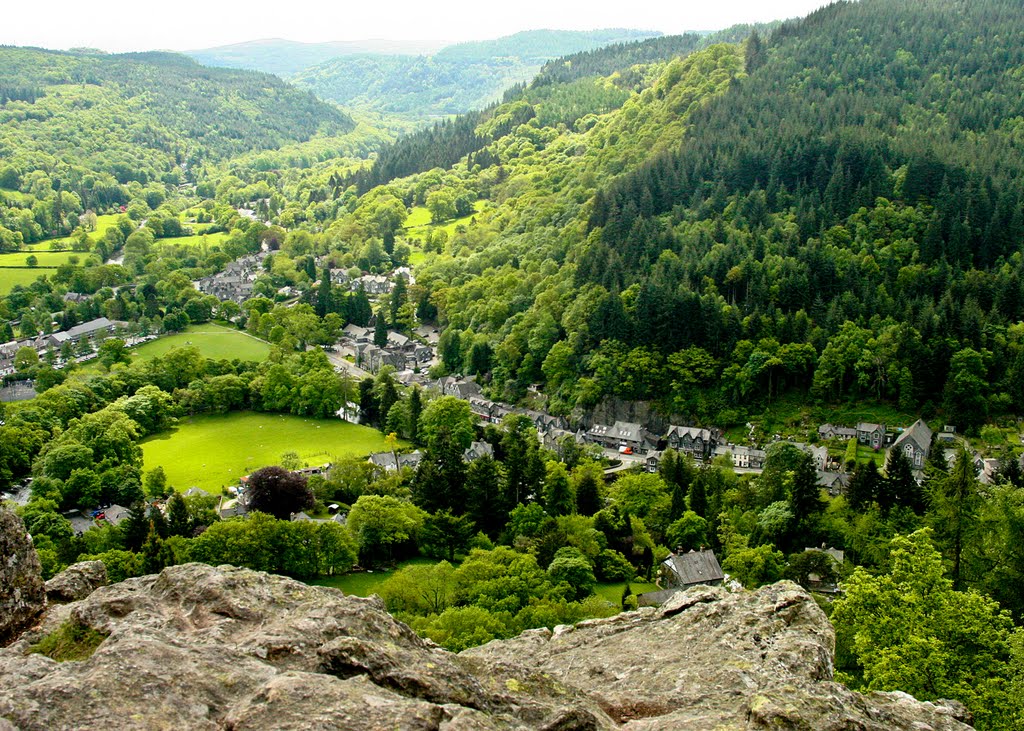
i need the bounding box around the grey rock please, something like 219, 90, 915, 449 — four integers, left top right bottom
463, 582, 970, 730
45, 560, 108, 603
0, 565, 972, 731
0, 506, 45, 646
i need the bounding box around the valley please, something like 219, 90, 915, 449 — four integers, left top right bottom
2, 3, 1024, 728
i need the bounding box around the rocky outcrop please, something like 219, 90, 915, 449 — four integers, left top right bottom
0, 507, 45, 647
45, 560, 108, 604
0, 563, 972, 731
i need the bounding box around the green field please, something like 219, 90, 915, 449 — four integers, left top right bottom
25, 214, 123, 251
141, 411, 397, 492
594, 580, 658, 607
404, 201, 487, 241
309, 558, 439, 595
155, 231, 229, 248
0, 251, 93, 267
131, 324, 271, 362
0, 268, 54, 294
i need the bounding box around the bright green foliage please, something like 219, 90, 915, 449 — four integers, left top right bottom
346, 495, 427, 565
665, 511, 708, 552
833, 530, 1023, 731
542, 461, 574, 516
547, 547, 597, 601
190, 512, 356, 577
721, 544, 786, 589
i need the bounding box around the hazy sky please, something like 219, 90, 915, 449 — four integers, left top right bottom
2, 0, 830, 53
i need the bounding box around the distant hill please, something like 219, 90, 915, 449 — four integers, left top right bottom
186, 38, 451, 78
0, 46, 354, 187
290, 28, 663, 119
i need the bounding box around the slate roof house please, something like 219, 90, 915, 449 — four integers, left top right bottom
587, 420, 650, 453
856, 423, 888, 449
665, 426, 717, 460
818, 423, 858, 441
889, 418, 934, 471
368, 450, 423, 472
47, 317, 120, 348
637, 549, 725, 606
464, 441, 494, 462
660, 549, 725, 589
713, 444, 767, 470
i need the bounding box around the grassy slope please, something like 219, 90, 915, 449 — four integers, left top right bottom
154, 231, 230, 248
0, 251, 94, 267
0, 268, 52, 294
310, 557, 438, 595
141, 411, 398, 492
130, 324, 271, 362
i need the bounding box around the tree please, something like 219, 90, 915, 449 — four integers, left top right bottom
414, 396, 474, 513
97, 338, 131, 370
882, 447, 923, 513
420, 509, 475, 562
347, 494, 427, 565
547, 547, 596, 601
845, 458, 879, 511
665, 511, 708, 552
942, 348, 989, 434
572, 464, 602, 516
660, 449, 694, 521
373, 306, 388, 347
721, 543, 786, 589
245, 466, 314, 520
929, 446, 980, 590
500, 414, 545, 506
465, 455, 507, 538
833, 530, 1022, 731
542, 461, 574, 516
788, 449, 824, 522
13, 347, 38, 373
165, 493, 191, 537
316, 266, 333, 318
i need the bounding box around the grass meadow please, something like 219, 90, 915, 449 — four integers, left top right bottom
130, 323, 271, 362
141, 411, 397, 493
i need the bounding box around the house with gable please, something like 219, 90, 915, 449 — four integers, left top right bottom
888, 418, 933, 472
637, 549, 725, 606
665, 425, 717, 461
818, 423, 858, 442
464, 441, 494, 462
856, 422, 888, 449
587, 420, 651, 454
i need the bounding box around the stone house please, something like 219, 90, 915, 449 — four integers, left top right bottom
713, 444, 767, 470
818, 423, 858, 441
665, 426, 717, 460
889, 419, 933, 471
856, 423, 887, 449
587, 420, 650, 453
464, 441, 494, 462
660, 549, 724, 589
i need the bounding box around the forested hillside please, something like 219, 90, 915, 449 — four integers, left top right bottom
290, 29, 661, 119
0, 46, 362, 247
384, 0, 1024, 433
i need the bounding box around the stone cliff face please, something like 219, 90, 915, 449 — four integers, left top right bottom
0, 507, 45, 647
0, 558, 972, 731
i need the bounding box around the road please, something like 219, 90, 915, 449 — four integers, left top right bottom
325, 351, 372, 380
